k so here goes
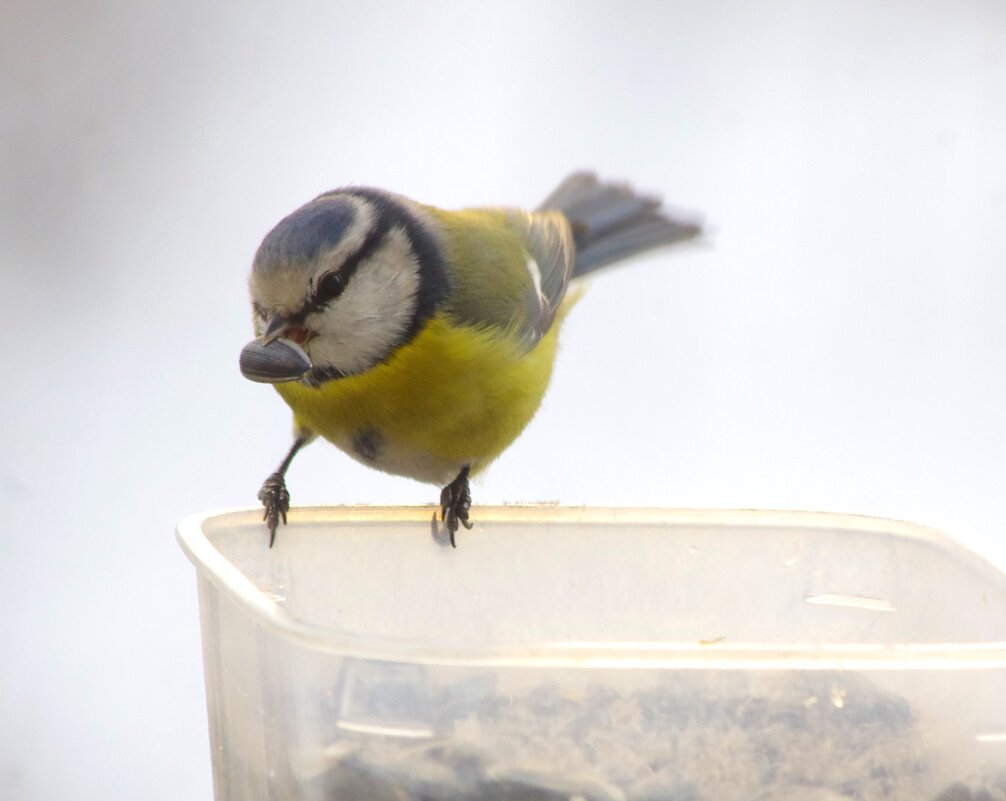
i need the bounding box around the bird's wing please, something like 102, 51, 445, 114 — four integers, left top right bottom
437, 207, 575, 351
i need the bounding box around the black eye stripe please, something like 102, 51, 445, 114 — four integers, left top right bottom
305, 212, 392, 314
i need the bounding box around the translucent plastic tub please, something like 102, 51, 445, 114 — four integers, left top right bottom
176, 507, 1006, 800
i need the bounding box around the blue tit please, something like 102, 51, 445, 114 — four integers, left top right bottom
239, 173, 701, 546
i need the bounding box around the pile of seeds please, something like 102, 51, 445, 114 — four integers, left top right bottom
305, 671, 1005, 800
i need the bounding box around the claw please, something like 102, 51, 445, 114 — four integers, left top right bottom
257, 471, 290, 547
254, 433, 310, 547
438, 466, 473, 547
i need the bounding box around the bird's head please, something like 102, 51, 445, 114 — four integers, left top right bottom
241, 189, 448, 385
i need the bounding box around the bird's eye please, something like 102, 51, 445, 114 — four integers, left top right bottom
316, 272, 346, 305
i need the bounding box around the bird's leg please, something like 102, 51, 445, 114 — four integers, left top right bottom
258, 431, 312, 547
438, 465, 474, 548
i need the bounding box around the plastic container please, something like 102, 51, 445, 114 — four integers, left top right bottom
176, 507, 1006, 800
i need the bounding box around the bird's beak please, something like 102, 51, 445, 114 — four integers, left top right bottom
239, 337, 313, 383
261, 314, 291, 344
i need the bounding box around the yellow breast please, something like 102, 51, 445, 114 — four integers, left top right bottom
274, 313, 560, 485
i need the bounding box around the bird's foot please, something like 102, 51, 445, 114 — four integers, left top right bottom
437, 466, 473, 548
257, 471, 290, 547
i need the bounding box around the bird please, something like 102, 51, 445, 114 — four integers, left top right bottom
239, 172, 701, 547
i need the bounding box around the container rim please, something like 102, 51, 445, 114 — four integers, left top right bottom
176, 505, 1006, 670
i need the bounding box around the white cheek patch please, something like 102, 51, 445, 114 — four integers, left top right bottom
306, 226, 421, 374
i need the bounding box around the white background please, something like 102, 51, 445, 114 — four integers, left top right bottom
2, 1, 1005, 799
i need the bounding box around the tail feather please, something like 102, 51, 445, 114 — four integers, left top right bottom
538, 172, 701, 277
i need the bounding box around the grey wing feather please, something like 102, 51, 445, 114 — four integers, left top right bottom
571, 217, 698, 274
537, 173, 604, 213
504, 209, 575, 348
442, 208, 575, 354
539, 172, 702, 277
447, 172, 696, 354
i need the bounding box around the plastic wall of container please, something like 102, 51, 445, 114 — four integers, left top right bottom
177, 507, 1006, 801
